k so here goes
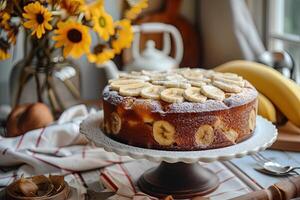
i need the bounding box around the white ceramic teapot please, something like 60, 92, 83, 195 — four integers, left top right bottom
125, 22, 183, 71
99, 23, 183, 80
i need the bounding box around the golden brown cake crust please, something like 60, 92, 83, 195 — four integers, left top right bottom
102, 69, 258, 151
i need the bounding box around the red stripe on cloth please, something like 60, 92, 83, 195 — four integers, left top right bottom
118, 163, 137, 193
0, 174, 17, 180
54, 147, 61, 155
35, 127, 46, 148
15, 134, 25, 150
219, 176, 235, 184
105, 160, 124, 165
209, 187, 247, 197
82, 145, 86, 159
2, 148, 8, 155
31, 154, 75, 172
100, 173, 118, 191
6, 172, 17, 186
12, 172, 18, 183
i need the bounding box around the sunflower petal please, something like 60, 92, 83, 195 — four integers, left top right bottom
45, 23, 52, 30
72, 45, 84, 58
63, 45, 73, 57
23, 21, 35, 28
87, 54, 96, 62
22, 13, 36, 19
36, 26, 43, 38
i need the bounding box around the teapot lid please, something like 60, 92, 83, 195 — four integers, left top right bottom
142, 40, 166, 59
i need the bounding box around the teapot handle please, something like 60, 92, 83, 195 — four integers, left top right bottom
164, 24, 183, 63
132, 23, 183, 63
131, 30, 141, 61
162, 32, 171, 56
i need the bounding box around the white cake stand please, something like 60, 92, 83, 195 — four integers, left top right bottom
80, 112, 277, 198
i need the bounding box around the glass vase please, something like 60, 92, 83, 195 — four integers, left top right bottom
10, 56, 81, 117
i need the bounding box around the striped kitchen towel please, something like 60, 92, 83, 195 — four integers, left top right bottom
99, 160, 252, 200
0, 105, 131, 188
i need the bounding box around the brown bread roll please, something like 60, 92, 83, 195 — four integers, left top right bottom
6, 103, 54, 137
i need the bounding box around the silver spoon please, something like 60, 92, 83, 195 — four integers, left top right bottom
255, 161, 300, 176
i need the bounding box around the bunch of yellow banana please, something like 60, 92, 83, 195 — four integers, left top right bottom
257, 93, 277, 123
215, 60, 300, 127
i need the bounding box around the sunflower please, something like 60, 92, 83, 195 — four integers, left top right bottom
23, 2, 53, 39
0, 39, 10, 60
125, 0, 148, 20
88, 44, 115, 64
60, 0, 84, 15
0, 11, 10, 30
52, 20, 91, 58
83, 0, 103, 20
92, 7, 114, 41
112, 19, 133, 54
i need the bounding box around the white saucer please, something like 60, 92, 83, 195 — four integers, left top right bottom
80, 112, 278, 163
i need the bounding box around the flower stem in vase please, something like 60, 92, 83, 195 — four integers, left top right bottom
34, 71, 42, 102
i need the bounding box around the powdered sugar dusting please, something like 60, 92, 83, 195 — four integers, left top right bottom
103, 84, 257, 113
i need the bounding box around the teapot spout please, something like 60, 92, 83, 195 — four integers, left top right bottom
96, 60, 119, 79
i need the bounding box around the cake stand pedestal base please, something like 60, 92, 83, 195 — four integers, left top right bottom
138, 161, 219, 198
81, 113, 278, 198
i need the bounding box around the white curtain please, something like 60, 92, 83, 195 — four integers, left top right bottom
199, 0, 265, 67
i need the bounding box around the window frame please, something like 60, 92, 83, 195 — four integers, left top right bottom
267, 0, 300, 82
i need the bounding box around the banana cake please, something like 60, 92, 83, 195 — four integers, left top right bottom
102, 68, 258, 150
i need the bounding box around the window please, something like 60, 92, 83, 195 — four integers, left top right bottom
268, 0, 300, 83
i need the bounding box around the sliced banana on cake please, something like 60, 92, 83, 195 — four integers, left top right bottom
188, 80, 207, 87
203, 70, 215, 78
213, 73, 243, 82
212, 80, 242, 93
248, 109, 256, 131
110, 79, 145, 91
201, 78, 212, 83
141, 85, 165, 100
181, 70, 203, 81
119, 82, 151, 96
213, 76, 245, 87
150, 74, 167, 81
118, 73, 150, 81
110, 112, 121, 134
151, 80, 165, 86
166, 74, 186, 81
152, 80, 191, 89
184, 87, 207, 103
225, 129, 238, 143
195, 125, 214, 146
201, 85, 225, 101
160, 88, 185, 103
163, 81, 191, 89
153, 120, 175, 146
